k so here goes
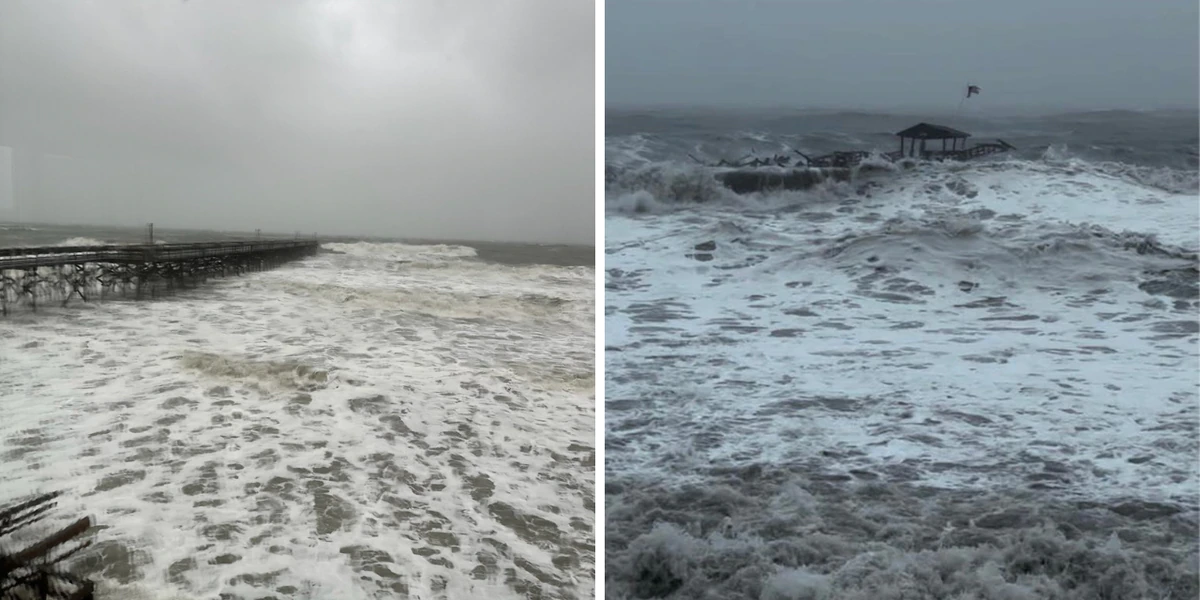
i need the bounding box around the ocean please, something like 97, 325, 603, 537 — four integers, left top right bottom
604, 108, 1199, 599
0, 223, 595, 599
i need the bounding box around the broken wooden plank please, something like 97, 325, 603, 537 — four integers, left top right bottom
1, 517, 92, 575
0, 492, 60, 529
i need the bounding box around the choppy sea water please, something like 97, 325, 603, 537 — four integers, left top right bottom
0, 226, 595, 599
604, 109, 1199, 599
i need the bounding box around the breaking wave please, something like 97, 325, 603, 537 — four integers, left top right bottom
606, 470, 1199, 600
55, 236, 108, 246
267, 279, 576, 322
1041, 145, 1199, 194
818, 214, 1198, 291
178, 351, 333, 391
322, 241, 479, 262
606, 155, 1198, 215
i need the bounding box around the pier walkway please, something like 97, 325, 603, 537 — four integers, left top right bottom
0, 240, 318, 270
0, 239, 320, 313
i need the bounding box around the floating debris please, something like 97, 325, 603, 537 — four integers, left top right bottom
0, 492, 95, 600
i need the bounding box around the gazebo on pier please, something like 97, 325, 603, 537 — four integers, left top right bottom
895, 122, 972, 158
701, 121, 1018, 195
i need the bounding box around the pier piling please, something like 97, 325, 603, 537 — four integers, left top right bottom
0, 239, 319, 315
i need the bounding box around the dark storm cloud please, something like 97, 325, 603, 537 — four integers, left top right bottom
607, 0, 1199, 111
0, 0, 594, 244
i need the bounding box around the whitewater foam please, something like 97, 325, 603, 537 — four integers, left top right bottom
605, 143, 1198, 597
1, 241, 595, 599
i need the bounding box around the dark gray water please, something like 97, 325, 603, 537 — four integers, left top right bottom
0, 222, 594, 268
605, 108, 1199, 599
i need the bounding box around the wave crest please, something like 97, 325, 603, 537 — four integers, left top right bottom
1041, 145, 1199, 194
179, 351, 332, 391
322, 242, 478, 263
815, 211, 1197, 293
606, 163, 737, 212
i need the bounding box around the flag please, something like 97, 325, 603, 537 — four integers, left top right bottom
967, 85, 981, 98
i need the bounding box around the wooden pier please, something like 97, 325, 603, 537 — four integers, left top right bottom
0, 239, 319, 314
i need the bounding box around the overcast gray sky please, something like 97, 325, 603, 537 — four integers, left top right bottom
0, 0, 594, 244
608, 0, 1199, 111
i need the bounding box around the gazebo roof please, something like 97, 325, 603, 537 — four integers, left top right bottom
895, 123, 972, 139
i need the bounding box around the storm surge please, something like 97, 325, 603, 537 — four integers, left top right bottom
0, 239, 595, 599
604, 111, 1199, 599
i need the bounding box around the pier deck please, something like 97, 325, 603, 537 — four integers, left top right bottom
0, 239, 320, 313
0, 240, 318, 271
